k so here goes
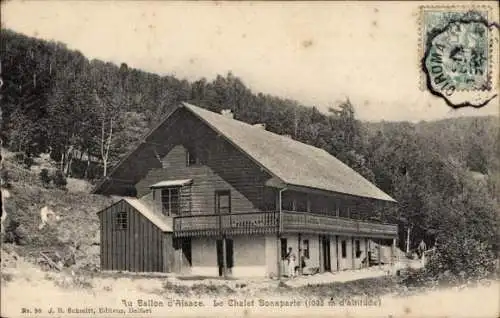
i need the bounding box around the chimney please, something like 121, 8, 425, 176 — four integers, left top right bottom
221, 109, 234, 119
252, 123, 266, 130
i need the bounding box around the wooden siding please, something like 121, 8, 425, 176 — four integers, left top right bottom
99, 200, 173, 272
135, 114, 274, 215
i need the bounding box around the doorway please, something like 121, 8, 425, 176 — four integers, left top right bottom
173, 238, 192, 272
321, 236, 331, 271
216, 238, 234, 277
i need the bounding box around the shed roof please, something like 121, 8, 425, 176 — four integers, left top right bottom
123, 197, 172, 232
182, 103, 395, 202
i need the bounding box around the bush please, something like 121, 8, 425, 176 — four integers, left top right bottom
0, 168, 11, 188
39, 169, 51, 187
14, 152, 34, 169
23, 156, 34, 169
52, 170, 67, 189
402, 231, 497, 287
13, 152, 25, 164
425, 235, 496, 281
3, 220, 30, 245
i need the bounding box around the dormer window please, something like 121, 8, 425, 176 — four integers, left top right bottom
186, 149, 198, 166
150, 179, 193, 216
162, 187, 180, 216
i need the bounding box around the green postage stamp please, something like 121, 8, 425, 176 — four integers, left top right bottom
419, 5, 499, 107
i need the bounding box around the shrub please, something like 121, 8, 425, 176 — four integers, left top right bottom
13, 152, 25, 164
23, 156, 34, 169
52, 170, 67, 189
13, 152, 34, 169
0, 168, 11, 188
1, 272, 13, 285
425, 234, 496, 281
39, 169, 51, 187
402, 230, 497, 287
3, 220, 30, 245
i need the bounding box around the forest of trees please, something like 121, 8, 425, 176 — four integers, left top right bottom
1, 29, 498, 274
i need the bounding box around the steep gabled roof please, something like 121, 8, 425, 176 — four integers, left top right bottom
93, 102, 395, 202
183, 103, 395, 202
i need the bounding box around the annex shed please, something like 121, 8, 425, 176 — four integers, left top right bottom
97, 197, 177, 272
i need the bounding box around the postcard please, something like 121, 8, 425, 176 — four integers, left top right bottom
1, 1, 498, 317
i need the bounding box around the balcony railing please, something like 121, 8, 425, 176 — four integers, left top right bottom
174, 211, 279, 237
281, 211, 398, 238
173, 210, 397, 238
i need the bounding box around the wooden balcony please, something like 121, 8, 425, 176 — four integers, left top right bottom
173, 211, 397, 238
281, 211, 398, 238
173, 212, 279, 237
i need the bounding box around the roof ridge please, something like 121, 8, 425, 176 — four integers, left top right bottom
182, 102, 332, 151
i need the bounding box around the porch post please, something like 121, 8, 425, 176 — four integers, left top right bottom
319, 235, 324, 272
222, 235, 227, 279
277, 234, 282, 280
276, 188, 286, 281
392, 238, 396, 266
378, 239, 382, 268
298, 233, 302, 276
335, 235, 339, 271
365, 237, 369, 268
178, 244, 182, 273
351, 237, 355, 270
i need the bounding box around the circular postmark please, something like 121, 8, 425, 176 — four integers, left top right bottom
423, 17, 498, 108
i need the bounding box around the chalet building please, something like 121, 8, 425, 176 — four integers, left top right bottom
93, 103, 398, 278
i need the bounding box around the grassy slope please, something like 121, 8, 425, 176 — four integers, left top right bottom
1, 149, 117, 269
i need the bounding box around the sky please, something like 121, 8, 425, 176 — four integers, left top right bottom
2, 1, 499, 122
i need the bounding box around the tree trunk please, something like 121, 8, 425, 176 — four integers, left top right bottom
406, 225, 412, 254
102, 158, 107, 177
84, 149, 91, 179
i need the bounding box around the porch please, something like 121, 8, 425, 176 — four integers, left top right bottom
173, 210, 398, 239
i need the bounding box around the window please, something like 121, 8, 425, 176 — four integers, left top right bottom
303, 240, 310, 258
162, 187, 180, 215
215, 190, 231, 214
341, 240, 347, 258
115, 211, 128, 230
186, 149, 198, 166
355, 240, 361, 258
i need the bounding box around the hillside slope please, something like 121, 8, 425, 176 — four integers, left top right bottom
1, 149, 117, 270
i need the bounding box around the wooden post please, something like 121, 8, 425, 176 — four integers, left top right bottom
298, 233, 302, 276
335, 235, 339, 271
378, 239, 382, 268
319, 235, 324, 273
178, 243, 182, 273
222, 236, 227, 279
277, 234, 282, 280
392, 238, 396, 266
365, 238, 368, 268
351, 237, 355, 270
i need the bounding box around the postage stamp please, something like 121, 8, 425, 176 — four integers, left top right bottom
1, 2, 499, 318
419, 5, 499, 107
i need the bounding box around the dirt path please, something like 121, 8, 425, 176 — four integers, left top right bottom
2, 267, 498, 318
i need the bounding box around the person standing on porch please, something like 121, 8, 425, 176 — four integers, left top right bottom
286, 247, 296, 278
